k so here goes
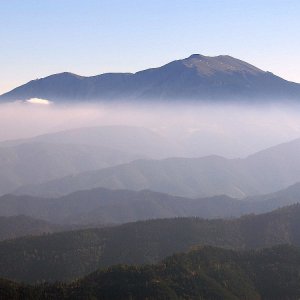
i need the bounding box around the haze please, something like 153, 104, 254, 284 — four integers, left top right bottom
2, 101, 300, 158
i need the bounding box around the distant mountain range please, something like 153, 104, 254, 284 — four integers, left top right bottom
2, 182, 300, 228
3, 125, 300, 198
1, 54, 300, 103
16, 136, 300, 198
0, 126, 181, 195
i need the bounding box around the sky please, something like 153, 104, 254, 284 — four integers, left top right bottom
1, 0, 300, 94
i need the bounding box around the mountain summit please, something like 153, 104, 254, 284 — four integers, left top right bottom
1, 54, 300, 103
181, 54, 264, 75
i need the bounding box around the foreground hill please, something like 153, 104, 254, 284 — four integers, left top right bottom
16, 137, 300, 198
1, 245, 300, 299
1, 204, 300, 283
2, 183, 300, 226
1, 54, 300, 103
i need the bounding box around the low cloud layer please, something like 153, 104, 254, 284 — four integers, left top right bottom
1, 100, 300, 158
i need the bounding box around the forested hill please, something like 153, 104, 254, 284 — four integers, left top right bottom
0, 203, 300, 283
0, 215, 63, 241
1, 245, 300, 299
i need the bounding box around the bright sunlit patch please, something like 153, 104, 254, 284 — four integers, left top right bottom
26, 98, 52, 105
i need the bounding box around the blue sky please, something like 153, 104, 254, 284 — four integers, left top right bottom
1, 0, 300, 93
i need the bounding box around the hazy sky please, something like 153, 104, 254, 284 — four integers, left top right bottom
1, 0, 300, 94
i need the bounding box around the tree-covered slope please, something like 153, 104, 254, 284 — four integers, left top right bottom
0, 215, 63, 241
1, 204, 300, 283
2, 245, 300, 299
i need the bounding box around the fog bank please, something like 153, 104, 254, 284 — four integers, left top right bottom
1, 101, 300, 158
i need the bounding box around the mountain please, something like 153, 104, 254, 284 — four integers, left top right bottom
1, 204, 300, 283
1, 54, 300, 103
0, 189, 223, 225
0, 215, 64, 241
13, 155, 252, 198
2, 245, 300, 299
0, 141, 142, 196
3, 183, 300, 226
0, 125, 180, 158
16, 137, 300, 198
0, 126, 181, 195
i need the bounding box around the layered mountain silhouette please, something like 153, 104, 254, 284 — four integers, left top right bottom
16, 137, 300, 198
1, 54, 300, 102
2, 182, 300, 227
4, 126, 300, 198
0, 126, 182, 195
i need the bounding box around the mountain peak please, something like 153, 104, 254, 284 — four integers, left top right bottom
46, 72, 85, 80
182, 54, 264, 75
186, 54, 205, 59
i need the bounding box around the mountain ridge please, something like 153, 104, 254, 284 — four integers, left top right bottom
3, 182, 300, 227
15, 136, 300, 198
0, 126, 184, 195
1, 54, 300, 103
